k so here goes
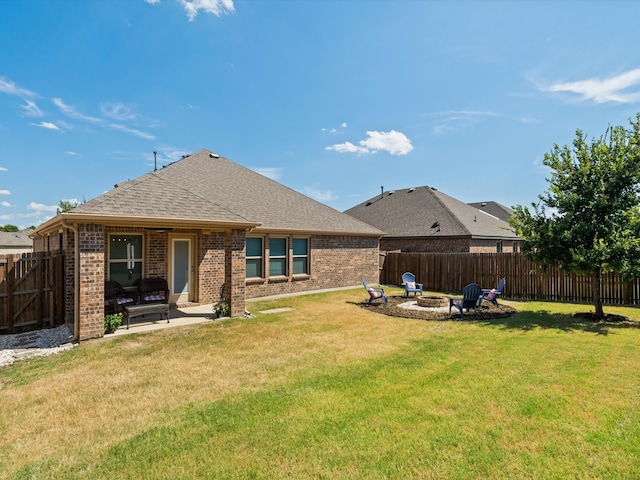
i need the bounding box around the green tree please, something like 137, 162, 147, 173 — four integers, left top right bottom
510, 114, 640, 318
0, 224, 19, 232
58, 199, 80, 213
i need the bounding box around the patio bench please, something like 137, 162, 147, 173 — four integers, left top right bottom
123, 303, 170, 329
124, 277, 170, 329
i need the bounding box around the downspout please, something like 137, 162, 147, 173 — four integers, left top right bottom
61, 220, 80, 342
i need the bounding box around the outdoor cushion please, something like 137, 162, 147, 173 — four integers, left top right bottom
368, 288, 381, 298
406, 281, 416, 289
486, 288, 498, 300
144, 294, 166, 302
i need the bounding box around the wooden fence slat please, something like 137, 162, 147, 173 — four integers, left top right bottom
380, 252, 640, 305
0, 252, 65, 335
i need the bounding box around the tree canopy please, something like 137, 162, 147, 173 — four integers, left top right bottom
510, 113, 640, 318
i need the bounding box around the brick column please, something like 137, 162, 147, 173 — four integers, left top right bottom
224, 229, 246, 317
78, 224, 105, 341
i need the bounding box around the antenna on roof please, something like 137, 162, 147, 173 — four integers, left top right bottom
381, 186, 384, 199
153, 151, 157, 172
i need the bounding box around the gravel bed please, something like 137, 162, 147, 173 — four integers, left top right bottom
0, 325, 76, 368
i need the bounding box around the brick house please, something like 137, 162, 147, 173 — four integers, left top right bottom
0, 229, 34, 254
31, 149, 383, 341
344, 186, 520, 253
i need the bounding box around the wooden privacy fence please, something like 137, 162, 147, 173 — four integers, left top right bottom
0, 252, 65, 334
381, 252, 640, 306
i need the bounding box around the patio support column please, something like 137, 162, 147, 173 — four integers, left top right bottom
77, 224, 105, 341
224, 228, 246, 317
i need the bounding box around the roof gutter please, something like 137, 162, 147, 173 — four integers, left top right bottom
31, 213, 261, 237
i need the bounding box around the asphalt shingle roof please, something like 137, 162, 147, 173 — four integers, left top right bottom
344, 186, 519, 240
72, 149, 382, 236
467, 201, 514, 223
0, 229, 34, 248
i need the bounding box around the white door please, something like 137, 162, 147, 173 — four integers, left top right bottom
170, 237, 194, 304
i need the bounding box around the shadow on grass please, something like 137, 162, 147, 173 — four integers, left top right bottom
474, 310, 640, 335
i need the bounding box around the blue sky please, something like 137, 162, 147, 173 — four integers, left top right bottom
2, 0, 640, 229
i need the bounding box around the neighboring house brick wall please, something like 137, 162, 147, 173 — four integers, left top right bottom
381, 237, 470, 253
245, 235, 380, 299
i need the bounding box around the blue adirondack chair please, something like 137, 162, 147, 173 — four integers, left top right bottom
482, 277, 505, 306
401, 272, 423, 297
362, 277, 387, 306
449, 283, 483, 318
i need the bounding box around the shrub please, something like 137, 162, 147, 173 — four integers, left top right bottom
104, 313, 123, 334
212, 300, 230, 318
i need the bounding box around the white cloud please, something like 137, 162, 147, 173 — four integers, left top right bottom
30, 121, 60, 131
322, 122, 348, 134
252, 167, 282, 180
0, 190, 11, 195
108, 123, 155, 140
301, 186, 338, 202
28, 202, 58, 212
0, 77, 34, 98
0, 167, 7, 171
145, 0, 160, 4
22, 100, 43, 117
1, 201, 11, 207
326, 130, 413, 156
66, 151, 78, 156
101, 102, 137, 121
545, 68, 640, 104
53, 97, 101, 122
325, 141, 369, 155
179, 0, 235, 21
427, 110, 499, 135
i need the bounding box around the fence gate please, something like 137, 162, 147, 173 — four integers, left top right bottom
0, 252, 65, 334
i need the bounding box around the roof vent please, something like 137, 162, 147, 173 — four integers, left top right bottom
481, 202, 487, 207
388, 190, 395, 195
366, 201, 372, 206
431, 187, 437, 191
408, 188, 415, 193
209, 153, 220, 158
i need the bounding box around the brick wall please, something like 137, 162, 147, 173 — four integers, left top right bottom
198, 231, 225, 304
381, 237, 470, 253
77, 224, 105, 341
245, 234, 380, 299
225, 229, 246, 316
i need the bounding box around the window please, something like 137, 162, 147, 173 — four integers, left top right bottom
513, 242, 519, 253
269, 237, 287, 276
496, 241, 503, 253
292, 238, 309, 275
246, 237, 263, 278
109, 234, 143, 287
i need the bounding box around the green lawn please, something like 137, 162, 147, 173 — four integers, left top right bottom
2, 288, 640, 479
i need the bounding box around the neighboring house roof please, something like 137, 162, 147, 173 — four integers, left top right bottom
467, 201, 514, 223
33, 149, 383, 237
0, 229, 34, 249
344, 186, 519, 240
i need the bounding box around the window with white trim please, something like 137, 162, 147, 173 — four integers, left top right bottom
108, 234, 143, 287
269, 237, 287, 276
246, 237, 263, 278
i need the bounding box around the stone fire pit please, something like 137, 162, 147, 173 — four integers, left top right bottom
416, 296, 449, 308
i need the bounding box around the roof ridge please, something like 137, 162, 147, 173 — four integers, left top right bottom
430, 189, 472, 235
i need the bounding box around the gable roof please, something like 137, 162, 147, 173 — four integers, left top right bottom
34, 149, 382, 237
344, 186, 518, 240
0, 229, 34, 248
467, 201, 514, 223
